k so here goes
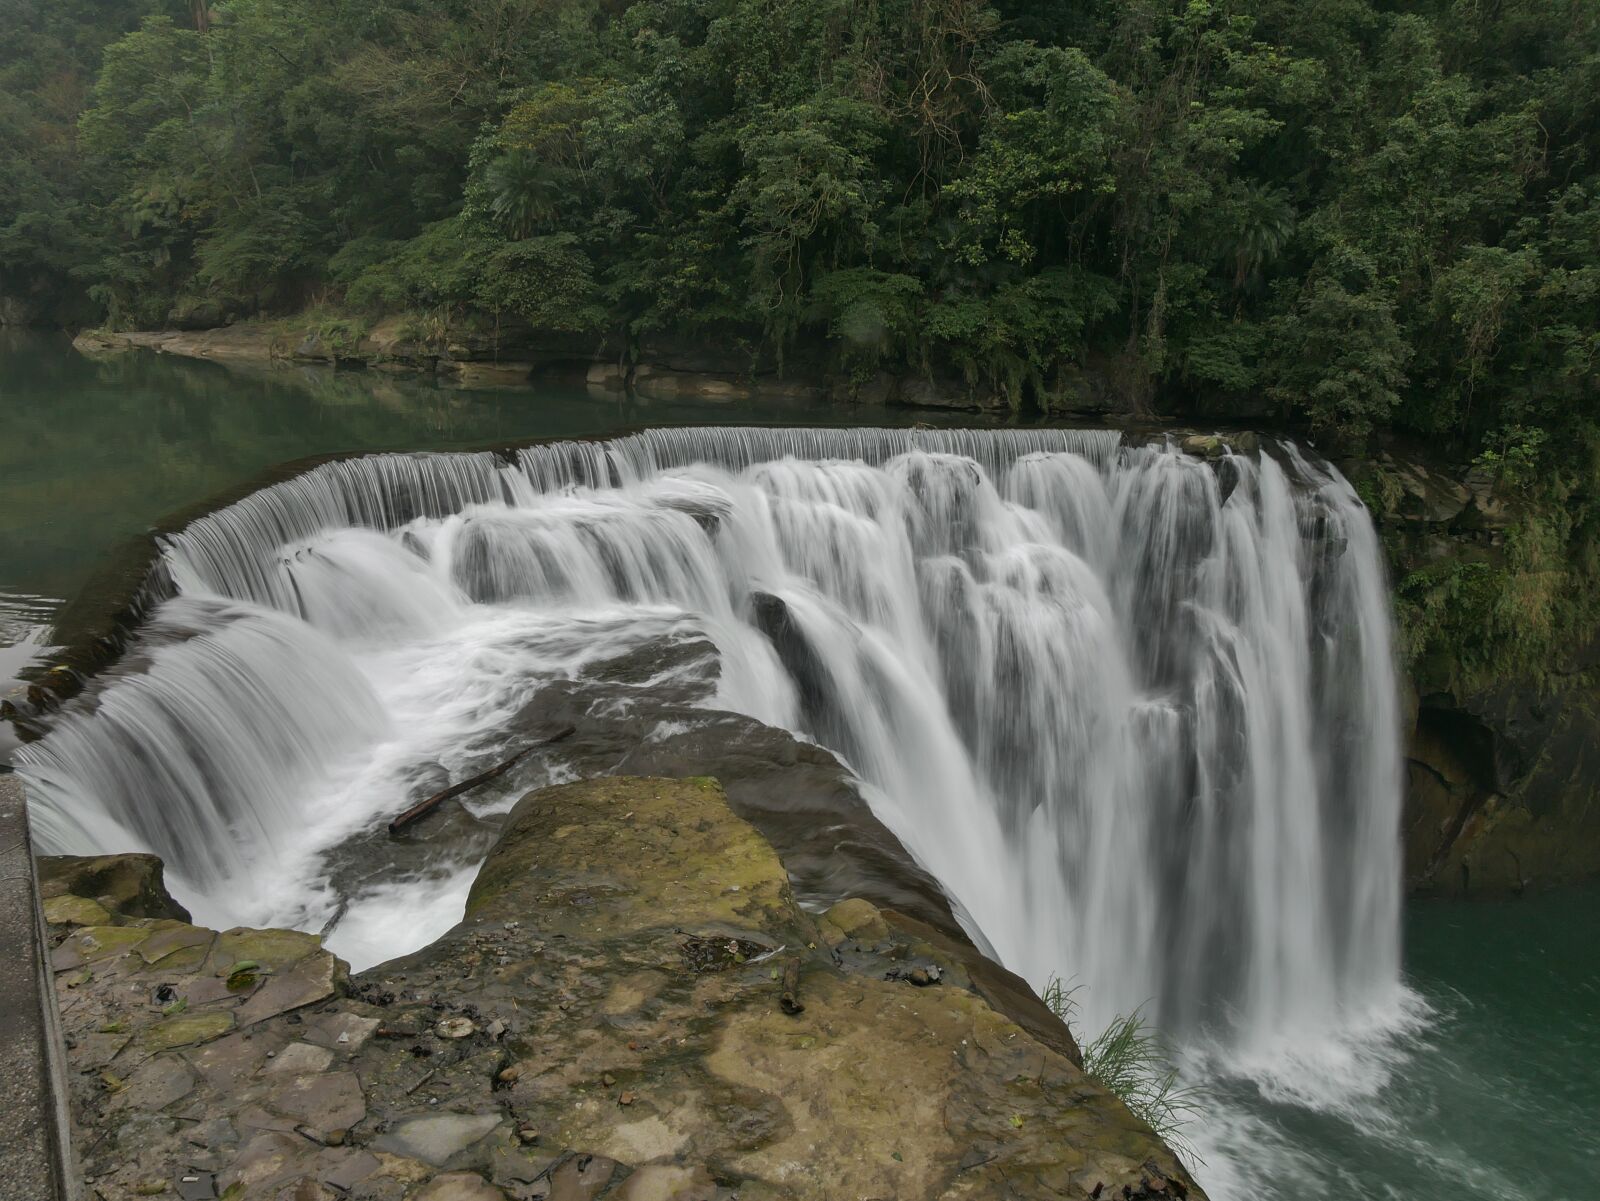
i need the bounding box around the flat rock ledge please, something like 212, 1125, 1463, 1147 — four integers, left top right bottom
44, 776, 1202, 1201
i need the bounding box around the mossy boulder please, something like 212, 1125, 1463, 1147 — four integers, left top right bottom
817, 896, 889, 945
37, 852, 191, 921
1179, 433, 1225, 458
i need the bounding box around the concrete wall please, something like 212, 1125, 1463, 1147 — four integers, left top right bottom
0, 773, 77, 1200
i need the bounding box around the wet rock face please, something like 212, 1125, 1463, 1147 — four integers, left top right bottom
48, 778, 1201, 1201
1402, 685, 1600, 896
1347, 446, 1600, 894
503, 657, 963, 936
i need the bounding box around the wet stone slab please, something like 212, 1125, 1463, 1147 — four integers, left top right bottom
373, 1115, 505, 1166
265, 1043, 335, 1076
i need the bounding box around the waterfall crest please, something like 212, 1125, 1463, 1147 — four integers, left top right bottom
16, 427, 1402, 1047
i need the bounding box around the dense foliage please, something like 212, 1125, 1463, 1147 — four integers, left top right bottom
0, 0, 1590, 437
4, 0, 1594, 673
2, 0, 1597, 683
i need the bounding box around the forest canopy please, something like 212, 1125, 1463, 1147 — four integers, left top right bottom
0, 0, 1595, 452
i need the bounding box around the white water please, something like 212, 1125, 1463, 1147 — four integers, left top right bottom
16, 427, 1408, 1189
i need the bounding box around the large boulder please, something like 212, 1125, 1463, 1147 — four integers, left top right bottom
37, 853, 191, 922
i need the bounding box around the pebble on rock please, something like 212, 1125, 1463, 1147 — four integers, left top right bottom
435, 1017, 476, 1039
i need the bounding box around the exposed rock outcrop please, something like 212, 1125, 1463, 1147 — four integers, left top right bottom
46, 780, 1203, 1201
38, 853, 192, 924
1401, 680, 1600, 895
48, 776, 1201, 1200
73, 325, 290, 362
325, 629, 968, 946
1349, 448, 1600, 895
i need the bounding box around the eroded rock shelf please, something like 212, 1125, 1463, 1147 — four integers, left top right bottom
45, 777, 1199, 1201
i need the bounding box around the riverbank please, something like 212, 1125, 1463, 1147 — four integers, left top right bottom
72, 317, 1132, 415
41, 775, 1199, 1201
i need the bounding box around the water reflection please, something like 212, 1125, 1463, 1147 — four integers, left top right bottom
0, 583, 57, 660
0, 328, 921, 638
0, 590, 58, 762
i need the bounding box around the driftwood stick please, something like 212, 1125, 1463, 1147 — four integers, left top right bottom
388, 725, 576, 834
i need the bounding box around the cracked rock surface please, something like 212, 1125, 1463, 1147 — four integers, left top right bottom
46, 775, 1201, 1200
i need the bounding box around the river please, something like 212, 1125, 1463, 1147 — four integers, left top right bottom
1, 331, 1593, 1201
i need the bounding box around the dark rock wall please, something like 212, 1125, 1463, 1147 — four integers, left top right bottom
1350, 449, 1600, 896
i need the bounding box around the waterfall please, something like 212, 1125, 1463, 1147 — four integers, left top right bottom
14, 428, 1402, 1049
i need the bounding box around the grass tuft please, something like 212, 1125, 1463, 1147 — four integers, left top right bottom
1041, 974, 1203, 1162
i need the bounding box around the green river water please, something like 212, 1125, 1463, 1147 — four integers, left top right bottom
1, 330, 1594, 1200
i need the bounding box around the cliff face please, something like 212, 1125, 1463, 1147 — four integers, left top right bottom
1401, 679, 1600, 895
42, 776, 1200, 1201
1348, 451, 1600, 896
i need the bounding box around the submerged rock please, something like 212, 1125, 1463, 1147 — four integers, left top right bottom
46, 776, 1200, 1199
374, 1114, 502, 1165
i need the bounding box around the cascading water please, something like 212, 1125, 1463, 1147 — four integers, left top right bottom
15, 428, 1403, 1071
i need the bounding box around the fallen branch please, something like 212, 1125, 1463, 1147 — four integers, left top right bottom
387, 725, 576, 835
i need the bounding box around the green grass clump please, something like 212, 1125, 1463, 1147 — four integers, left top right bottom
1041, 975, 1202, 1162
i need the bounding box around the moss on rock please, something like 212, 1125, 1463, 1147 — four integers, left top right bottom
43, 894, 112, 927
37, 853, 191, 921
140, 1010, 236, 1050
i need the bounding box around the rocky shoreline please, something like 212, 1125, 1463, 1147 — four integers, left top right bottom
42, 776, 1200, 1201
